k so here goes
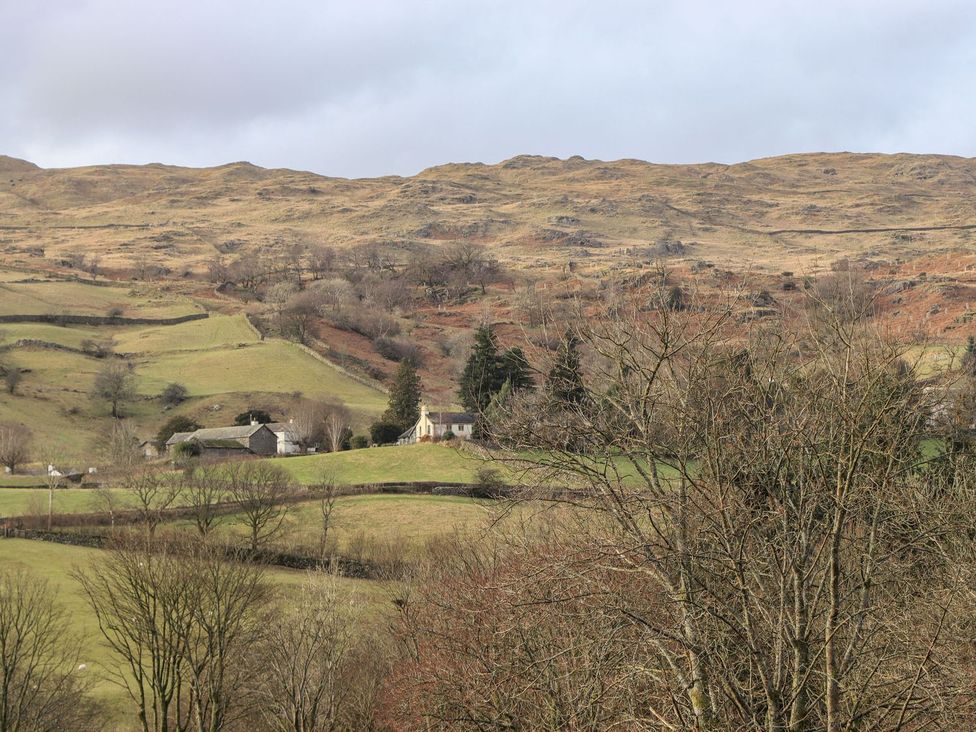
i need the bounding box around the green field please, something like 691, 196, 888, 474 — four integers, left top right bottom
0, 475, 48, 488
273, 443, 492, 485
134, 340, 386, 411
0, 538, 391, 728
0, 487, 129, 517
0, 279, 200, 318
113, 313, 258, 353
0, 314, 258, 354
1, 310, 386, 461
209, 492, 506, 556
0, 321, 105, 349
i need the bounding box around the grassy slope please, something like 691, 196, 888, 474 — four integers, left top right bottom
135, 341, 385, 410
211, 493, 503, 556
0, 487, 127, 516
273, 443, 490, 484
1, 284, 387, 461
0, 322, 104, 348
0, 280, 199, 318
112, 313, 258, 353
0, 538, 391, 729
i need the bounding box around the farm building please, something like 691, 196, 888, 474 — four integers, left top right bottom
165, 423, 278, 458
267, 422, 302, 455
398, 404, 476, 444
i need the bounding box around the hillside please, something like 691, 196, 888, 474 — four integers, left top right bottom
2, 152, 976, 276
2, 151, 976, 459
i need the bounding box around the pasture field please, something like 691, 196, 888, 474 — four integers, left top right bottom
0, 475, 48, 488
0, 321, 105, 348
134, 340, 386, 411
11, 346, 105, 391
0, 279, 200, 318
209, 492, 510, 556
0, 487, 127, 516
2, 312, 386, 460
0, 313, 255, 353
0, 386, 143, 459
902, 343, 967, 378
112, 312, 258, 353
273, 443, 491, 485
0, 538, 392, 728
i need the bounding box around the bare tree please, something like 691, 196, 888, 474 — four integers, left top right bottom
3, 367, 22, 396
124, 467, 180, 538
317, 474, 340, 559
0, 569, 97, 730
307, 246, 335, 281
253, 572, 353, 731
314, 278, 354, 315
0, 422, 30, 473
74, 539, 269, 732
91, 362, 136, 418
322, 402, 351, 454
90, 486, 124, 530
484, 281, 976, 731
226, 462, 294, 553
384, 533, 645, 731
292, 400, 327, 451
280, 290, 324, 345
183, 465, 228, 537
97, 419, 141, 473
42, 449, 66, 531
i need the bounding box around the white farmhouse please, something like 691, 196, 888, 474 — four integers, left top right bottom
398, 404, 476, 444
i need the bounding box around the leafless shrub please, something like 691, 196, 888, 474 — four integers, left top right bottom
372, 335, 423, 365
382, 534, 649, 730
252, 572, 353, 731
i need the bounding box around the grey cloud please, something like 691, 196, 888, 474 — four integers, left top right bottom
2, 0, 975, 177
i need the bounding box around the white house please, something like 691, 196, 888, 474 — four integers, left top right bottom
398, 405, 476, 444
266, 422, 303, 455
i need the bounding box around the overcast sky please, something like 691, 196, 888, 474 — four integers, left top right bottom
1, 0, 974, 178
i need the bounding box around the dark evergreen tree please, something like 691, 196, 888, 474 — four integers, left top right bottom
963, 336, 976, 376
458, 324, 507, 412
384, 359, 423, 431
545, 335, 586, 406
499, 347, 534, 392
369, 420, 403, 445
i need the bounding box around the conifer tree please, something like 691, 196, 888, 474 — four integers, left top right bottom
459, 324, 506, 412
545, 334, 586, 406
964, 335, 976, 376
499, 347, 534, 392
384, 359, 423, 431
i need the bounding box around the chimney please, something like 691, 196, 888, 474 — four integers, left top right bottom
250, 413, 258, 426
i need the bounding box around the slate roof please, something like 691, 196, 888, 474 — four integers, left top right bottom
185, 424, 268, 441
165, 431, 194, 446
196, 439, 250, 450
427, 411, 476, 425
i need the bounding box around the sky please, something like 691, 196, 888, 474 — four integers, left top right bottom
1, 0, 975, 178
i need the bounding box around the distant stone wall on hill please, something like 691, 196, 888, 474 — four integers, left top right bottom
0, 312, 208, 326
